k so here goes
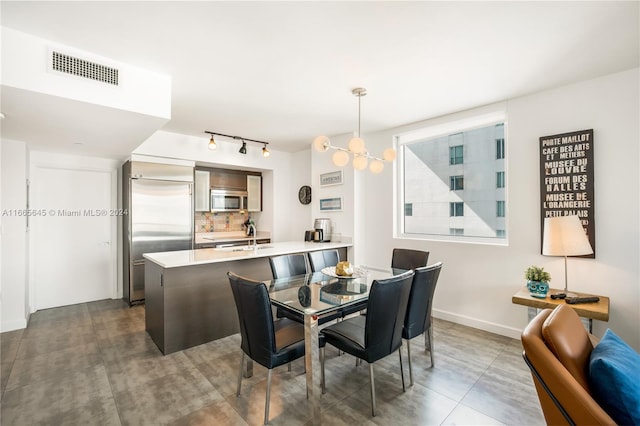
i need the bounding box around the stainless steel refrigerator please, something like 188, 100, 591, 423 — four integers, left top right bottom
122, 161, 193, 305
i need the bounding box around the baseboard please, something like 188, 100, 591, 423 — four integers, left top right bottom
432, 308, 523, 340
1, 317, 28, 333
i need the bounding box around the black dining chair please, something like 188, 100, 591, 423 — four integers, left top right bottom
391, 248, 430, 270
403, 262, 443, 385
307, 249, 340, 272
228, 272, 306, 425
269, 254, 340, 325
320, 270, 415, 417
269, 253, 308, 278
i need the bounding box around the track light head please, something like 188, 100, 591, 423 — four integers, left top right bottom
208, 135, 217, 150
262, 144, 270, 157
239, 141, 247, 154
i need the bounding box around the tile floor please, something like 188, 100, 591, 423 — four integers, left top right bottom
0, 299, 544, 425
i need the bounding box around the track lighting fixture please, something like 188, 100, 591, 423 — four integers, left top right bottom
204, 131, 270, 158
313, 88, 396, 174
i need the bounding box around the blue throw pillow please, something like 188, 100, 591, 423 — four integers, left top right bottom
589, 329, 640, 425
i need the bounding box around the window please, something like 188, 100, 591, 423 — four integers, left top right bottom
450, 175, 464, 190
449, 145, 463, 165
496, 229, 506, 237
496, 138, 505, 159
450, 202, 464, 217
397, 111, 507, 241
405, 203, 413, 217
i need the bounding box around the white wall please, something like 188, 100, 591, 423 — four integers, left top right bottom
344, 68, 639, 349
1, 139, 30, 332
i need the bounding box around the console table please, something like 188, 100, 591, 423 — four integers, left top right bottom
512, 287, 609, 332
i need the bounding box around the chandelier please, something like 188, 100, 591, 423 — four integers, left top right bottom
313, 88, 396, 173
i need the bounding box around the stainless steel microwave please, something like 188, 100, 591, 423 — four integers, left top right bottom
211, 189, 248, 212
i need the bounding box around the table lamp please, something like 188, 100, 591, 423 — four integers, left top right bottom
542, 215, 593, 297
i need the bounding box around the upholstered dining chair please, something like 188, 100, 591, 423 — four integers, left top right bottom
403, 262, 443, 385
320, 270, 415, 416
228, 272, 307, 425
391, 248, 430, 270
307, 249, 340, 272
269, 253, 308, 279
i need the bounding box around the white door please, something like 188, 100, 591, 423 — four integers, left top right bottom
32, 166, 114, 310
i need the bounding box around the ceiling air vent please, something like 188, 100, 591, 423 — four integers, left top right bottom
51, 51, 119, 86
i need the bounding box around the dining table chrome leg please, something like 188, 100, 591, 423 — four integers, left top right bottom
304, 314, 322, 426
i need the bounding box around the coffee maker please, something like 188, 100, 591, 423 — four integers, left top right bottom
313, 218, 331, 242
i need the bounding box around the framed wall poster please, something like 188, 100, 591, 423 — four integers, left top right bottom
539, 128, 595, 257
319, 197, 342, 212
319, 170, 343, 187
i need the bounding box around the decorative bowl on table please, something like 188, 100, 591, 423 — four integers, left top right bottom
321, 265, 367, 280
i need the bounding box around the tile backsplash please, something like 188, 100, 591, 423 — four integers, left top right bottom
195, 212, 255, 232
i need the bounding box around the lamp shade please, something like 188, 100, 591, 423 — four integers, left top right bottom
542, 215, 593, 256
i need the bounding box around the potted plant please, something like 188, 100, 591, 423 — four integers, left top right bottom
525, 266, 551, 298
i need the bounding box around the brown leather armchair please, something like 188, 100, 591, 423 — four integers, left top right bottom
521, 304, 616, 425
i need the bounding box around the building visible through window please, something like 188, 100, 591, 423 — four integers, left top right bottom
398, 116, 506, 240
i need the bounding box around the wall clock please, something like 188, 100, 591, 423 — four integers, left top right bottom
298, 185, 312, 205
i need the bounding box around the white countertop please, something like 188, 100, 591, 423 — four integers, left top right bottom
143, 241, 352, 268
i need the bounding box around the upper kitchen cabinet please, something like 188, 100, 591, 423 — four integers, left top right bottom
210, 169, 247, 191
194, 170, 210, 212
247, 175, 262, 212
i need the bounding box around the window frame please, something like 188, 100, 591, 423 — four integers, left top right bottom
449, 145, 464, 165
449, 175, 464, 191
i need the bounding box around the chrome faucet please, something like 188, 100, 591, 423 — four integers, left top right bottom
248, 223, 257, 250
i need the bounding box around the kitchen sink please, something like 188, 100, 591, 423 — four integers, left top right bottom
214, 245, 273, 252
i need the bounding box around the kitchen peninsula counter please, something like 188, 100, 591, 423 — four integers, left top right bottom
143, 241, 350, 268
144, 241, 351, 354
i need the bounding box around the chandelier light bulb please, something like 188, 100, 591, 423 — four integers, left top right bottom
369, 159, 384, 174
348, 137, 366, 154
208, 135, 217, 150
383, 148, 397, 162
332, 150, 350, 167
313, 135, 330, 152
353, 155, 368, 170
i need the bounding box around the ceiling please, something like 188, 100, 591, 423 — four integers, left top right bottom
1, 1, 638, 158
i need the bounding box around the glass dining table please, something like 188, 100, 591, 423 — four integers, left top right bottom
260, 266, 402, 425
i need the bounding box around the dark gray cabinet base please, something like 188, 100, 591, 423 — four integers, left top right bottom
145, 246, 348, 355
145, 257, 271, 355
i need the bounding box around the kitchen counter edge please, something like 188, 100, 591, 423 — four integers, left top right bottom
143, 241, 352, 269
